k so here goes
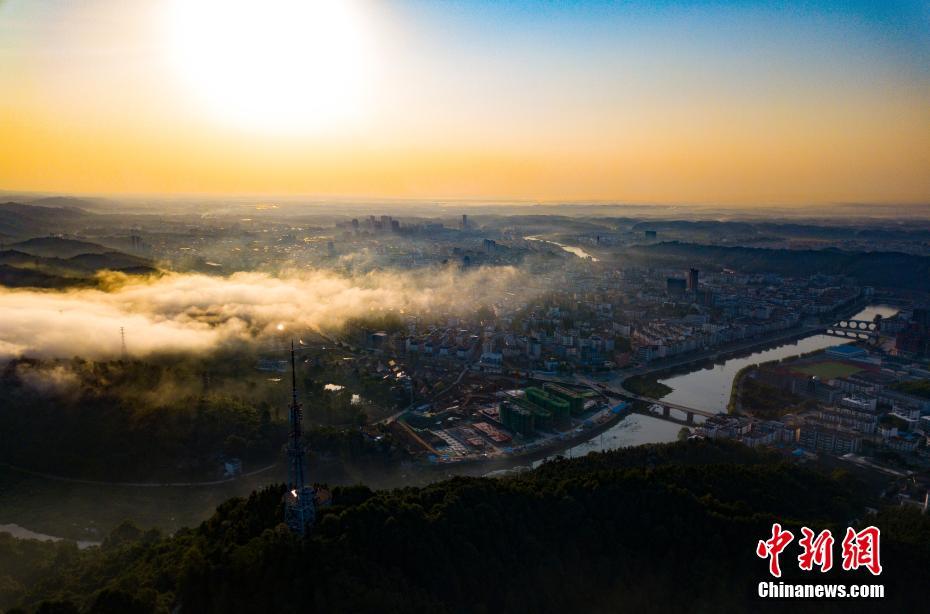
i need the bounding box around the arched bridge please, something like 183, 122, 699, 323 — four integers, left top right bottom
572, 375, 720, 425
825, 319, 880, 342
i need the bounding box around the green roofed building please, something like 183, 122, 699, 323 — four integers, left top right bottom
525, 387, 570, 429
500, 401, 536, 436
543, 383, 586, 415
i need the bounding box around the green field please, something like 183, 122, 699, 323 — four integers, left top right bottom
793, 361, 863, 379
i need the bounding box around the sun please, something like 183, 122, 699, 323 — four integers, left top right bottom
164, 0, 374, 134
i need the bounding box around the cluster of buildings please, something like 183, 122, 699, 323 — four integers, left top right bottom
225, 214, 929, 479
718, 317, 930, 463
389, 383, 616, 463
630, 270, 863, 363
498, 385, 586, 435
150, 213, 876, 381
696, 415, 796, 449
353, 265, 872, 384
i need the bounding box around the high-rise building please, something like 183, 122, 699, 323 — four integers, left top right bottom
896, 307, 930, 356
461, 214, 468, 229
687, 268, 700, 291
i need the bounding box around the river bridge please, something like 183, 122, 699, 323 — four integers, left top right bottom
536, 309, 888, 427
824, 318, 881, 343
571, 376, 720, 425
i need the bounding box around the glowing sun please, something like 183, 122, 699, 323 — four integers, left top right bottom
164, 0, 374, 134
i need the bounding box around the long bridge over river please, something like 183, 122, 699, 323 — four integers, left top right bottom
823, 318, 881, 342
573, 376, 719, 425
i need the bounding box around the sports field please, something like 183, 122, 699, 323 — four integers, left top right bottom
792, 361, 864, 379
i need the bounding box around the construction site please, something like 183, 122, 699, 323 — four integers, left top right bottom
388, 378, 629, 463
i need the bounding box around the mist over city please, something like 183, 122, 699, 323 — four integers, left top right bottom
1, 1, 929, 613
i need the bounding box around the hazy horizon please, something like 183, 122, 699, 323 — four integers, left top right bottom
5, 189, 930, 223
2, 0, 928, 205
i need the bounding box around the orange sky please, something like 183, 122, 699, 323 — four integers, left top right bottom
1, 0, 928, 205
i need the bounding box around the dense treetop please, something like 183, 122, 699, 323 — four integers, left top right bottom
2, 439, 927, 613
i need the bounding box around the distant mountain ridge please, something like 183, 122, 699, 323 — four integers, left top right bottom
0, 202, 93, 240
624, 241, 930, 290
9, 236, 117, 258
0, 237, 157, 288
26, 196, 106, 210
631, 219, 930, 241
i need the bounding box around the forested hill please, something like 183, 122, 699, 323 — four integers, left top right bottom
623, 242, 930, 290
5, 440, 930, 613
0, 237, 157, 289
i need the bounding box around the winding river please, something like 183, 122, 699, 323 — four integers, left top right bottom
2, 304, 900, 542
524, 236, 599, 261
560, 304, 899, 455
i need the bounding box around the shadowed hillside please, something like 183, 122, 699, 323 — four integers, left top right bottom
3, 440, 927, 613
9, 238, 117, 259
0, 204, 92, 241
0, 238, 157, 289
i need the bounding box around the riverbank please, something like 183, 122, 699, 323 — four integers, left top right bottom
2, 303, 899, 545
655, 304, 899, 414
430, 402, 634, 472
404, 306, 881, 472
613, 298, 881, 392
524, 235, 599, 261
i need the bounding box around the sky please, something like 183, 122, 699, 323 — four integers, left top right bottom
1, 0, 928, 205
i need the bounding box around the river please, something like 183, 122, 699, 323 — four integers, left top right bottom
658, 304, 898, 413
551, 413, 685, 460
0, 305, 899, 541
559, 304, 899, 455
524, 236, 599, 261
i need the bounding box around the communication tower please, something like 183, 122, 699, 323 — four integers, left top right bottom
284, 341, 315, 534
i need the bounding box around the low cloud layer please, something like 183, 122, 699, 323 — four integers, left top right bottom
0, 267, 525, 359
